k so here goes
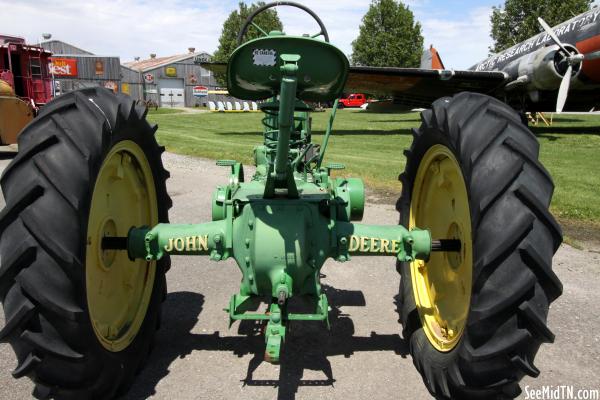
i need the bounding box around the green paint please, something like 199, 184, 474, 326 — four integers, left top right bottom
126, 29, 434, 363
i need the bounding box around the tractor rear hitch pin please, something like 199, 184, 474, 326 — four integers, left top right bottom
431, 239, 462, 252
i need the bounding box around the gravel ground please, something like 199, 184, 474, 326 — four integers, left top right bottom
0, 151, 598, 400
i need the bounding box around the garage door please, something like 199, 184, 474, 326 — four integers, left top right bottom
159, 79, 185, 108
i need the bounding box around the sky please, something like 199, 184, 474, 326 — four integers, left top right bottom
1, 0, 599, 70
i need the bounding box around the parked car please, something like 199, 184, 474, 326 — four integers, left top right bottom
339, 93, 367, 108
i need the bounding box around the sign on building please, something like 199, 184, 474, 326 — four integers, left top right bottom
104, 81, 118, 93
49, 58, 78, 77
193, 54, 211, 64
193, 86, 208, 97
165, 66, 177, 77
144, 73, 154, 83
95, 60, 104, 75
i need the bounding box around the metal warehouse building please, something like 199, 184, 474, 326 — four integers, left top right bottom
38, 40, 234, 108
40, 40, 122, 95
122, 50, 231, 108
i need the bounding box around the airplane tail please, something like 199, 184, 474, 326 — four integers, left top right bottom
420, 45, 445, 70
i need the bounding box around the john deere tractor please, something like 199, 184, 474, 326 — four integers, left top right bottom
0, 3, 562, 399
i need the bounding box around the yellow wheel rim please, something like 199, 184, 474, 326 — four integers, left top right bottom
86, 140, 158, 352
409, 145, 473, 352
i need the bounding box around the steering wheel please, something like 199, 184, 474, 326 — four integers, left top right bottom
237, 1, 330, 46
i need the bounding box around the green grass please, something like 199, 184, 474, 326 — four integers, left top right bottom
147, 108, 600, 224
149, 108, 185, 115
530, 116, 600, 222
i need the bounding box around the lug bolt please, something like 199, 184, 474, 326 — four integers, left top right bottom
214, 234, 221, 244
245, 238, 251, 248
339, 237, 348, 246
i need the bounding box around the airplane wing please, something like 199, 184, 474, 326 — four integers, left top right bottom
201, 62, 227, 75
201, 62, 508, 109
346, 67, 507, 108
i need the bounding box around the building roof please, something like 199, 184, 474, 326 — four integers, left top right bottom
123, 52, 210, 72
0, 34, 25, 45
40, 40, 94, 56
51, 54, 120, 59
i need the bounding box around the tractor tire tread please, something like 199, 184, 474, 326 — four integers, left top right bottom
399, 92, 562, 399
0, 87, 170, 399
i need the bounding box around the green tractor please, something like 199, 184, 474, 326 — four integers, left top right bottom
0, 3, 562, 399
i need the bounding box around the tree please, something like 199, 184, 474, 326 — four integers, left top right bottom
213, 2, 283, 63
490, 0, 592, 53
351, 0, 424, 67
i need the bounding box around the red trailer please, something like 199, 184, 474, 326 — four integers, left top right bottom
0, 34, 53, 145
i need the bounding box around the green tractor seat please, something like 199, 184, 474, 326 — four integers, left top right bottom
227, 34, 349, 102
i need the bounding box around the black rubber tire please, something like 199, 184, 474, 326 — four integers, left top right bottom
518, 111, 529, 126
398, 92, 563, 399
0, 88, 171, 399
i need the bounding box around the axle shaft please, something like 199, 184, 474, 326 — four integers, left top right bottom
101, 236, 128, 250
431, 239, 461, 252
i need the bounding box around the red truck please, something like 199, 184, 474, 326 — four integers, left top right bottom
338, 93, 366, 108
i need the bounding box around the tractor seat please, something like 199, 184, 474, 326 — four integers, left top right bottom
227, 35, 349, 102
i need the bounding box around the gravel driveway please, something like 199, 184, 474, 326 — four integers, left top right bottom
0, 152, 598, 400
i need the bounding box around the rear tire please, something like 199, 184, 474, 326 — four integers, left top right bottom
398, 92, 563, 399
0, 88, 171, 399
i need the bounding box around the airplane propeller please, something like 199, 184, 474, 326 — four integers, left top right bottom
537, 17, 600, 112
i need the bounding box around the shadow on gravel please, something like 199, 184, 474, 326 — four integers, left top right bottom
123, 291, 206, 400
125, 287, 409, 400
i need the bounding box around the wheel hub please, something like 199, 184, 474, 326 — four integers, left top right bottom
86, 140, 158, 352
98, 218, 118, 269
409, 145, 473, 352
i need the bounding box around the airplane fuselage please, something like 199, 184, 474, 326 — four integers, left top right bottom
473, 9, 600, 73
470, 8, 600, 111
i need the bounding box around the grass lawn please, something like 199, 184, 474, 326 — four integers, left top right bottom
149, 108, 185, 115
148, 108, 600, 239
